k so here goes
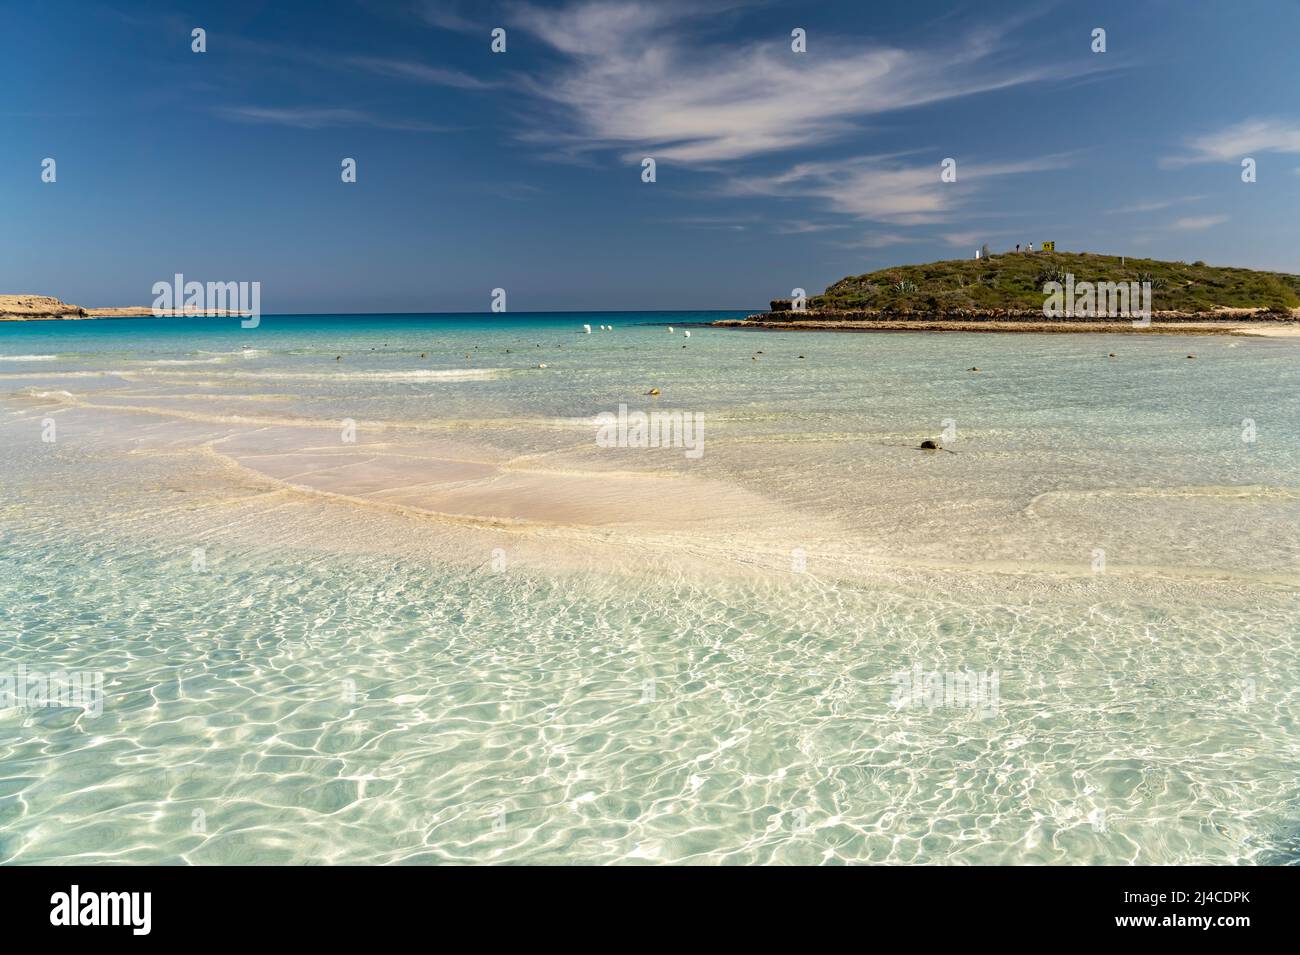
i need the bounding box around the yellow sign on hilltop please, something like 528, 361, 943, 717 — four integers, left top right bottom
1042, 241, 1056, 252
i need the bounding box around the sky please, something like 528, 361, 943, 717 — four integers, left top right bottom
3, 0, 1300, 312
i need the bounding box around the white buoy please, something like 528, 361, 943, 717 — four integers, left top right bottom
583, 324, 591, 334
683, 330, 691, 338
668, 326, 674, 334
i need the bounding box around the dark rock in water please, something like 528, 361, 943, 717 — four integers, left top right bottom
1108, 352, 1116, 358
969, 367, 980, 372
1187, 354, 1197, 359
920, 439, 941, 450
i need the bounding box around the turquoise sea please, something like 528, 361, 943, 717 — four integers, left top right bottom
1, 312, 1297, 864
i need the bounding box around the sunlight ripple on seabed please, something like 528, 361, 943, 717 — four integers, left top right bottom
0, 317, 1297, 864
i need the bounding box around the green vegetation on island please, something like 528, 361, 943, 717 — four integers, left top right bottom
806, 252, 1300, 314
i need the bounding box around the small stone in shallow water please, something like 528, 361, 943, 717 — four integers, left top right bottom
1108, 353, 1116, 358
1187, 354, 1196, 359
969, 367, 980, 372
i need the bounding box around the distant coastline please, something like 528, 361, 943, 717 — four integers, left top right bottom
0, 295, 245, 321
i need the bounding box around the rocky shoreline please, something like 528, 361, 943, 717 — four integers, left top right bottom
1, 295, 241, 321
715, 306, 1300, 336
0, 295, 89, 321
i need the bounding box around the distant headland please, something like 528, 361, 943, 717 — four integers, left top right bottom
0, 295, 240, 321
720, 251, 1300, 336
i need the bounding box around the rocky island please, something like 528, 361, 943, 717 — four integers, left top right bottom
719, 251, 1300, 336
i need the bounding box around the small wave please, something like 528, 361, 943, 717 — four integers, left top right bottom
129, 348, 263, 365
262, 368, 499, 382
0, 354, 58, 362
145, 356, 229, 365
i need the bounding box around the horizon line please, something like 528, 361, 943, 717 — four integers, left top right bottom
68, 307, 766, 317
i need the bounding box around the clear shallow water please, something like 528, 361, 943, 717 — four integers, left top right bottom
1, 313, 1297, 864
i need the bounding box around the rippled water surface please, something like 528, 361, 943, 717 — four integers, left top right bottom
1, 313, 1297, 864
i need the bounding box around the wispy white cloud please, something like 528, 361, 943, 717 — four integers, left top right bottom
728, 155, 1068, 225
662, 214, 760, 231
1128, 213, 1231, 245
482, 180, 546, 200
343, 56, 494, 90
1163, 118, 1300, 167
940, 228, 1019, 247
417, 1, 483, 33
1105, 195, 1205, 215
836, 232, 923, 249
214, 106, 447, 131
212, 36, 493, 94
773, 220, 850, 235
1168, 214, 1229, 231
512, 1, 1105, 164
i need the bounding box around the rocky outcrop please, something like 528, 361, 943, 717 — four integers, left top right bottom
0, 296, 167, 320
0, 295, 87, 321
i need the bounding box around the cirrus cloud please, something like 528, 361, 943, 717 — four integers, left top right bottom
512, 1, 1107, 165
1162, 118, 1300, 167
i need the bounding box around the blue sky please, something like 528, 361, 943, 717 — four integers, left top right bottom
3, 0, 1299, 312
